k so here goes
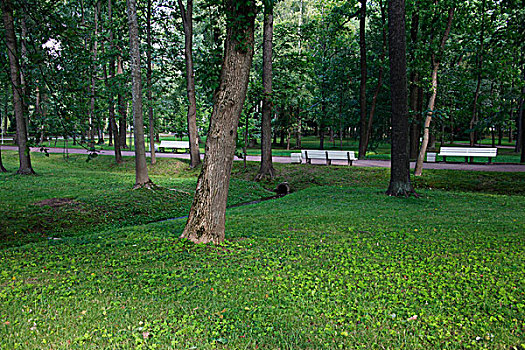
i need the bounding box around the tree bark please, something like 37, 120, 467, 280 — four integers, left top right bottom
414, 7, 454, 177
386, 0, 414, 196
146, 0, 156, 164
127, 0, 153, 187
2, 0, 34, 175
178, 0, 201, 168
181, 0, 256, 244
357, 0, 367, 159
256, 3, 275, 180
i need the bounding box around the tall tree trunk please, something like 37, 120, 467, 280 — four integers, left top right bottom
362, 0, 386, 158
106, 0, 122, 163
20, 13, 30, 129
178, 0, 201, 168
127, 0, 153, 187
117, 56, 128, 148
357, 0, 367, 159
181, 0, 256, 244
146, 0, 156, 164
386, 0, 414, 196
469, 0, 486, 146
89, 1, 100, 147
2, 0, 34, 175
256, 3, 275, 180
414, 7, 454, 177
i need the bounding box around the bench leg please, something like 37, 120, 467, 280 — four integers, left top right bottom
443, 156, 446, 162
326, 159, 332, 166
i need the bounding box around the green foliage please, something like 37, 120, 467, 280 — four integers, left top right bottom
1, 153, 524, 348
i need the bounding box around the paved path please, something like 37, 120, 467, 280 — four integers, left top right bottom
2, 146, 525, 172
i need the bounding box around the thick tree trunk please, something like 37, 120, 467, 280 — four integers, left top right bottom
181, 0, 256, 244
146, 0, 156, 164
414, 7, 454, 177
127, 0, 153, 187
386, 0, 414, 196
178, 0, 201, 168
357, 0, 367, 159
256, 4, 275, 180
2, 0, 34, 175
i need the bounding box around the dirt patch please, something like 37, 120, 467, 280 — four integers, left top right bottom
33, 198, 77, 208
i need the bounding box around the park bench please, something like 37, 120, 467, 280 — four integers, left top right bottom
438, 147, 497, 164
296, 150, 356, 165
155, 140, 190, 153
290, 153, 302, 164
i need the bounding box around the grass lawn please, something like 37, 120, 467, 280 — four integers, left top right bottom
1, 150, 524, 349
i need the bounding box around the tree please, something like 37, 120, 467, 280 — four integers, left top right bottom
106, 0, 123, 164
414, 5, 454, 176
385, 0, 415, 196
357, 0, 367, 159
1, 0, 35, 175
181, 0, 257, 244
177, 0, 201, 168
359, 0, 386, 158
127, 0, 153, 188
469, 0, 486, 146
256, 0, 275, 180
146, 0, 156, 165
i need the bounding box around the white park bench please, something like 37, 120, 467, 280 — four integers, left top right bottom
438, 147, 497, 164
293, 150, 356, 165
155, 140, 190, 153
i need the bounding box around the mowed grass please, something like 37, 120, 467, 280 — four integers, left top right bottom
1, 150, 525, 349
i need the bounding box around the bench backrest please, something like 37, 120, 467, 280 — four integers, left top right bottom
326, 150, 356, 160
159, 140, 190, 148
439, 147, 497, 157
301, 150, 356, 160
301, 150, 327, 159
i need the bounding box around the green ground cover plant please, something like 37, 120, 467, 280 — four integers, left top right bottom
1, 150, 524, 349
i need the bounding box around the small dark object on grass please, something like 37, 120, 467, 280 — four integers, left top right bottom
275, 182, 291, 196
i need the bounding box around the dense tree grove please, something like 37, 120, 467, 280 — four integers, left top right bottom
0, 0, 523, 206
1, 0, 523, 159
